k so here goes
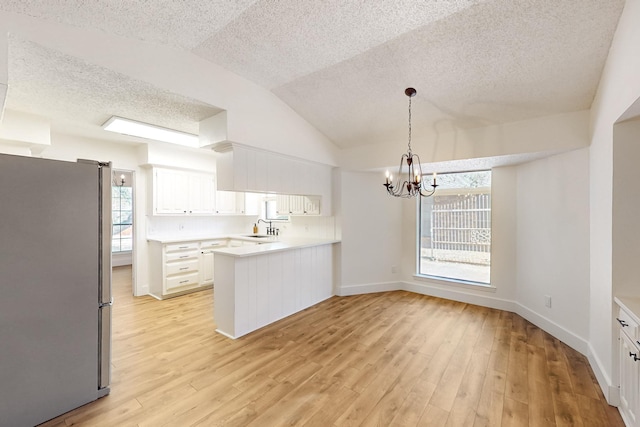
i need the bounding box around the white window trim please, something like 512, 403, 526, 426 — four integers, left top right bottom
415, 170, 492, 286
412, 273, 497, 292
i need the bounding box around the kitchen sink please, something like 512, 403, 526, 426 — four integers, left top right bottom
242, 235, 271, 238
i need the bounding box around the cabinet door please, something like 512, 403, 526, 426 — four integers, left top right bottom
233, 146, 249, 191
304, 196, 320, 215
276, 194, 291, 215
620, 330, 640, 425
267, 155, 284, 192
235, 192, 246, 214
290, 160, 305, 195
189, 173, 216, 214
200, 251, 214, 285
215, 190, 236, 214
254, 151, 268, 192
289, 195, 305, 215
155, 168, 189, 214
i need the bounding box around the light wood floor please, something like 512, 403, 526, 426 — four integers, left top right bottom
40, 266, 624, 426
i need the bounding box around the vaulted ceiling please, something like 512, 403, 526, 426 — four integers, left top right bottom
0, 0, 625, 150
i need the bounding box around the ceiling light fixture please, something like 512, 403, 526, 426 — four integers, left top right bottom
102, 116, 199, 148
383, 88, 437, 198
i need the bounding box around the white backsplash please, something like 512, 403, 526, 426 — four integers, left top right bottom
146, 215, 258, 238
146, 215, 336, 240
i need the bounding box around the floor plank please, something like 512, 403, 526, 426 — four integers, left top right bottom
37, 266, 624, 426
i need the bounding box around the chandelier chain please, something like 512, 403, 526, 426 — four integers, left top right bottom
407, 94, 412, 153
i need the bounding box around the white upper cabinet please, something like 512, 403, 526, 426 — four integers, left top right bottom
215, 191, 248, 215
215, 145, 333, 215
275, 195, 320, 216
189, 173, 216, 214
152, 167, 216, 215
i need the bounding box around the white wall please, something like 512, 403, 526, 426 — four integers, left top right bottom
516, 148, 590, 350
340, 110, 590, 171
336, 171, 404, 294
589, 0, 640, 400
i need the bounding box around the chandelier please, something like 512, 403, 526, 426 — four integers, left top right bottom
383, 88, 437, 198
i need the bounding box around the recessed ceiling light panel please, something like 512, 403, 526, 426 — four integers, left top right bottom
102, 116, 199, 147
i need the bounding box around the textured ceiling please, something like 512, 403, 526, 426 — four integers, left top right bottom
6, 36, 221, 139
0, 0, 625, 151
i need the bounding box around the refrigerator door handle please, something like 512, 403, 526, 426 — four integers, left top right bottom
98, 304, 111, 392
98, 161, 112, 305
99, 298, 114, 309
96, 160, 112, 393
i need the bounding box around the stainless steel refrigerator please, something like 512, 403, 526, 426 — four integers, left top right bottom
0, 153, 112, 427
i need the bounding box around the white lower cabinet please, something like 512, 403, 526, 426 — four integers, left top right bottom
200, 240, 226, 286
150, 239, 227, 299
618, 302, 640, 427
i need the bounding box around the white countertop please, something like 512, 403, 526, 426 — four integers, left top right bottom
147, 234, 340, 256
147, 234, 276, 244
147, 234, 227, 244
212, 237, 340, 257
615, 296, 640, 324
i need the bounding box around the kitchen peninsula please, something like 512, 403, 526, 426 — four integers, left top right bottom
212, 237, 339, 339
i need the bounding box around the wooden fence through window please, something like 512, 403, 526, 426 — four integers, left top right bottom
429, 192, 491, 265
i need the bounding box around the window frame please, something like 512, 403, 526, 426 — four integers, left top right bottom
112, 179, 133, 254
415, 170, 492, 287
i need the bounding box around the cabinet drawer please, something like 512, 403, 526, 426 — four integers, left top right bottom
166, 271, 199, 291
618, 306, 639, 341
166, 258, 199, 276
201, 240, 226, 250
166, 242, 199, 253
166, 249, 199, 262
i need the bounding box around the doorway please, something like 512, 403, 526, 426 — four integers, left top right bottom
111, 169, 134, 290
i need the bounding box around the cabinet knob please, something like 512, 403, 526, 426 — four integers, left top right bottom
630, 352, 640, 361
617, 318, 629, 327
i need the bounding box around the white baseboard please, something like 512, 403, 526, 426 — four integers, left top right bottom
402, 280, 515, 312
514, 302, 589, 355
135, 284, 149, 297
588, 343, 618, 406
336, 281, 401, 296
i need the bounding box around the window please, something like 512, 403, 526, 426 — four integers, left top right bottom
418, 170, 491, 284
112, 172, 133, 253
264, 197, 290, 221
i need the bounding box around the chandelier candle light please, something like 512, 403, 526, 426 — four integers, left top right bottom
383, 88, 437, 198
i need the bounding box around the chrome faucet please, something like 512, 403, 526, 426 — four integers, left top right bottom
257, 219, 277, 235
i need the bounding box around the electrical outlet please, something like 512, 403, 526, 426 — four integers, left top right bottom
392, 265, 398, 274
544, 295, 552, 308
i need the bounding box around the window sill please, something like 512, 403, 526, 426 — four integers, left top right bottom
412, 274, 496, 293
